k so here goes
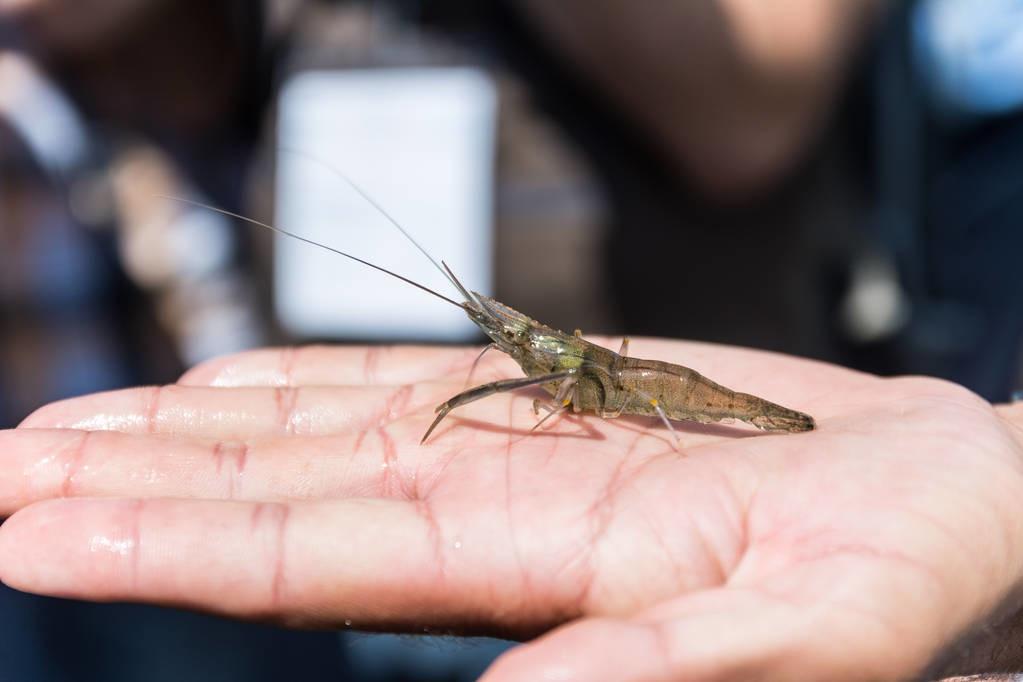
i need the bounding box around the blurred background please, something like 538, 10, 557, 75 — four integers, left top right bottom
1, 0, 1022, 680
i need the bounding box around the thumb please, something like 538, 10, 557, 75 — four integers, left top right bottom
481, 587, 926, 682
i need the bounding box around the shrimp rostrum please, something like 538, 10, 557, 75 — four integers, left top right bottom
172, 189, 814, 450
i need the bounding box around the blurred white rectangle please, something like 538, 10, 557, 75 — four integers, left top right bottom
273, 67, 497, 341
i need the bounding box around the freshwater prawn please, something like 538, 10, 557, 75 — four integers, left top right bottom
169, 183, 815, 450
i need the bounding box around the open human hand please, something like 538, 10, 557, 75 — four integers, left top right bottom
2, 339, 1022, 681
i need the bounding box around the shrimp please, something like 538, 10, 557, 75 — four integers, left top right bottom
168, 191, 814, 450
421, 282, 815, 447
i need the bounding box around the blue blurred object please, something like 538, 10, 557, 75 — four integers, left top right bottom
912, 0, 1023, 121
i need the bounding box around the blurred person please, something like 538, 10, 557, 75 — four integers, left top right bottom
499, 0, 1023, 402
6, 1, 1022, 401
3, 0, 1023, 681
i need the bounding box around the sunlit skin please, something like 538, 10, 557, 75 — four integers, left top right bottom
2, 339, 1023, 681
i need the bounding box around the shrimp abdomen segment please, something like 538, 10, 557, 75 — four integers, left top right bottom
614, 358, 815, 433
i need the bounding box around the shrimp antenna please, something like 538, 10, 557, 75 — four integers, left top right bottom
160, 196, 464, 310
279, 147, 463, 296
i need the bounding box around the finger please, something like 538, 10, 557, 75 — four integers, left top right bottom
0, 426, 441, 515
0, 497, 540, 632
19, 369, 785, 451
482, 588, 929, 682
483, 617, 671, 682
19, 383, 435, 439
178, 345, 517, 388
15, 378, 617, 448
175, 341, 868, 400
0, 497, 444, 627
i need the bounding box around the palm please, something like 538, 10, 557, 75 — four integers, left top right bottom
2, 339, 1022, 681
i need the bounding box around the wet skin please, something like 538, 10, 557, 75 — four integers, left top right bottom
1, 338, 1023, 681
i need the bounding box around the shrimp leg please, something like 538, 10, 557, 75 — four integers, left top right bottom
629, 387, 682, 450
421, 370, 578, 444
618, 337, 630, 357
531, 376, 578, 431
